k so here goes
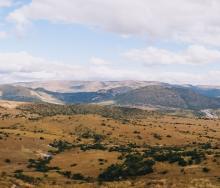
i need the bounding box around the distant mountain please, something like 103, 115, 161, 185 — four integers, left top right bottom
2, 81, 220, 110
190, 86, 220, 98
0, 85, 63, 104
35, 88, 113, 104
13, 80, 163, 93
115, 85, 220, 110
0, 85, 40, 102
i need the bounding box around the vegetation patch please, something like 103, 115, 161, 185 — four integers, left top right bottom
27, 157, 59, 172
144, 146, 206, 166
14, 170, 41, 185
99, 153, 155, 181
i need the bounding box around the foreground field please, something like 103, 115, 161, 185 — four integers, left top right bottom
0, 103, 220, 187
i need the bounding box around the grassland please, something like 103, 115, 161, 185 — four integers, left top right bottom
0, 102, 220, 187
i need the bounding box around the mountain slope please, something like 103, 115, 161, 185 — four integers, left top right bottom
35, 88, 113, 104
0, 85, 63, 104
0, 85, 41, 102
115, 85, 220, 109
2, 82, 220, 110
13, 80, 163, 93
190, 86, 220, 98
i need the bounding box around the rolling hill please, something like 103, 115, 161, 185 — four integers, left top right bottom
115, 85, 220, 109
1, 81, 220, 110
0, 85, 63, 104
0, 101, 220, 187
13, 80, 161, 93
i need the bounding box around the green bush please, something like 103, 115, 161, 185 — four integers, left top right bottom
99, 153, 155, 181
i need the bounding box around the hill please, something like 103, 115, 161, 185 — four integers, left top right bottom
0, 102, 219, 187
115, 85, 220, 110
2, 81, 220, 110
14, 80, 161, 93
0, 85, 63, 104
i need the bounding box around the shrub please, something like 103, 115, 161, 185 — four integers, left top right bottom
202, 167, 210, 173
27, 157, 59, 172
60, 171, 91, 181
4, 159, 11, 163
80, 143, 106, 151
99, 153, 155, 181
14, 171, 41, 184
153, 133, 162, 140
49, 140, 74, 153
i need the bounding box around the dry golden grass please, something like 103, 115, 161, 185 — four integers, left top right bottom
0, 103, 219, 187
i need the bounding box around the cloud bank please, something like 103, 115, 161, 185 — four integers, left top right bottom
123, 45, 220, 65
0, 51, 219, 85
0, 52, 145, 83
7, 0, 220, 46
0, 31, 7, 39
0, 0, 12, 7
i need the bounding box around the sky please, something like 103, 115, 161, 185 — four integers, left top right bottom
1, 0, 220, 85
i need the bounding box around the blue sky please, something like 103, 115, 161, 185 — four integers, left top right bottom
1, 0, 220, 85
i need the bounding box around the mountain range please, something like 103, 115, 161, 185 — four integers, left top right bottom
1, 81, 220, 110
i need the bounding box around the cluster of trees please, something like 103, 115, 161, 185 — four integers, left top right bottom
14, 170, 41, 184
99, 153, 155, 181
81, 131, 105, 143
80, 143, 107, 151
108, 145, 133, 153
59, 171, 91, 181
49, 140, 75, 153
27, 157, 59, 172
109, 143, 140, 153
144, 146, 206, 166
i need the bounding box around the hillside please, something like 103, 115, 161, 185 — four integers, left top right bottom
0, 102, 220, 187
0, 85, 41, 102
115, 85, 220, 109
2, 81, 220, 110
14, 80, 161, 93
0, 85, 63, 104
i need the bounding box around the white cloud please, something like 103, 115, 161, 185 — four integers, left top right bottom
0, 51, 146, 83
0, 51, 84, 82
6, 0, 220, 46
0, 0, 12, 7
0, 51, 220, 85
123, 45, 220, 65
0, 31, 7, 39
90, 57, 111, 66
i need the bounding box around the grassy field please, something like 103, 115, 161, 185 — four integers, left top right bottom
0, 102, 220, 187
